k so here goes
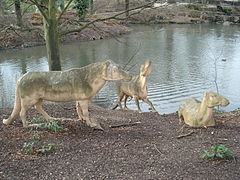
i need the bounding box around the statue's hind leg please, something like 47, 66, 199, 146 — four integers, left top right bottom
34, 99, 54, 121
178, 109, 184, 124
76, 101, 84, 121
112, 92, 124, 110
133, 96, 142, 113
19, 98, 37, 127
123, 95, 130, 110
142, 98, 157, 113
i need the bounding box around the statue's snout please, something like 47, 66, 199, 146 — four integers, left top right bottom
221, 97, 230, 106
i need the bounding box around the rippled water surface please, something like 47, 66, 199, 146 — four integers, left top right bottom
0, 24, 240, 114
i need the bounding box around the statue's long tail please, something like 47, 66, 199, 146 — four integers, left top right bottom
3, 82, 21, 125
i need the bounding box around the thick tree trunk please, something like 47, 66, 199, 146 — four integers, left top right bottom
14, 0, 23, 27
89, 0, 93, 14
44, 21, 61, 71
0, 1, 4, 15
43, 1, 61, 71
125, 0, 129, 17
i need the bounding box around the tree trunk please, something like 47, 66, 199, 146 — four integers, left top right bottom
125, 0, 129, 17
89, 0, 93, 14
14, 0, 23, 27
0, 1, 4, 15
43, 0, 61, 71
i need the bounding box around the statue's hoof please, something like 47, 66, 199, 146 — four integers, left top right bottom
89, 123, 104, 130
93, 125, 104, 131
3, 119, 11, 125
89, 119, 104, 130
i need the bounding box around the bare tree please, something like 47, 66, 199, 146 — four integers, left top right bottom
1, 0, 156, 70
89, 0, 93, 14
14, 0, 23, 27
125, 0, 129, 17
0, 1, 5, 15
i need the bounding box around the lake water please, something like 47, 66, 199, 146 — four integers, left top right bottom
0, 24, 240, 114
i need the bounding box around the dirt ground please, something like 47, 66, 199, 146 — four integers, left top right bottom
0, 102, 239, 180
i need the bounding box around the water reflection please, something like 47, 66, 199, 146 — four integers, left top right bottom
0, 24, 240, 114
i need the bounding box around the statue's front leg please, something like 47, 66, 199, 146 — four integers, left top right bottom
77, 100, 103, 130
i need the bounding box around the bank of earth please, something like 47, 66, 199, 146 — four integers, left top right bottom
0, 102, 239, 179
1, 3, 240, 50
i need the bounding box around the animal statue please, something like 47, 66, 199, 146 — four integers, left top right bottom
112, 60, 157, 113
178, 91, 229, 127
3, 60, 132, 130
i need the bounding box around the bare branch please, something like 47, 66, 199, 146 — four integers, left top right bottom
124, 43, 142, 71
91, 23, 126, 43
29, 0, 49, 23
0, 23, 43, 32
153, 144, 162, 154
177, 131, 194, 139
57, 0, 74, 23
22, 3, 35, 15
60, 0, 157, 37
109, 121, 141, 128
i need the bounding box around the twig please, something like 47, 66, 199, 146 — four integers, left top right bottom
153, 144, 162, 154
109, 121, 141, 128
177, 124, 186, 133
177, 131, 194, 139
123, 43, 142, 70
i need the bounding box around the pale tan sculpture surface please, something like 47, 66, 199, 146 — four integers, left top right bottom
112, 60, 157, 113
178, 92, 229, 127
3, 60, 132, 129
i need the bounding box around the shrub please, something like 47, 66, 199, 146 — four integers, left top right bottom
189, 10, 201, 18
186, 3, 202, 11
28, 115, 63, 132
28, 115, 45, 125
38, 143, 57, 154
74, 0, 89, 20
201, 145, 234, 160
23, 141, 38, 154
35, 120, 63, 132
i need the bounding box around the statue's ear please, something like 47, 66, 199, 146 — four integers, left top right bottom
105, 60, 111, 67
203, 92, 208, 98
103, 60, 111, 70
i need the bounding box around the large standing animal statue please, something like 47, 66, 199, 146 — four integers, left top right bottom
178, 91, 229, 127
112, 60, 157, 113
3, 60, 132, 130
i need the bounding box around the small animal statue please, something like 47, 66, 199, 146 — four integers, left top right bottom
178, 91, 229, 127
112, 60, 157, 113
3, 60, 132, 130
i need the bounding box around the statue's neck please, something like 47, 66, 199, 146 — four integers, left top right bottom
198, 98, 213, 119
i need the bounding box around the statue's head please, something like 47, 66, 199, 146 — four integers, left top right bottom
103, 60, 132, 81
140, 60, 152, 77
204, 91, 230, 108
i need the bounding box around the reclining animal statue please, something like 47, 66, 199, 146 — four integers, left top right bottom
112, 60, 157, 113
178, 91, 229, 127
3, 60, 132, 130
